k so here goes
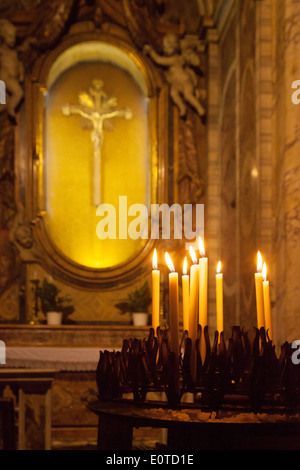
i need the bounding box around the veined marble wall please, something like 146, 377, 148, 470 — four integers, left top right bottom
206, 0, 300, 346
271, 0, 300, 345
206, 2, 241, 337
219, 56, 237, 332
206, 0, 267, 336
217, 0, 258, 335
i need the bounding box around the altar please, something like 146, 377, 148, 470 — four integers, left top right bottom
5, 347, 104, 371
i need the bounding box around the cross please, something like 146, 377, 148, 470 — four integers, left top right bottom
62, 79, 132, 206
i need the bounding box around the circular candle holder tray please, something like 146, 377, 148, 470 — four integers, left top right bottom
96, 326, 300, 412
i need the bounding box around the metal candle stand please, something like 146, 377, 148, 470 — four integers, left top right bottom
96, 326, 300, 412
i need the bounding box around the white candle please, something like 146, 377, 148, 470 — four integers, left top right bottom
152, 249, 160, 333
198, 237, 208, 364
262, 262, 273, 341
198, 237, 208, 329
216, 261, 223, 342
182, 257, 190, 333
165, 252, 180, 398
165, 252, 179, 357
255, 251, 265, 330
188, 247, 199, 382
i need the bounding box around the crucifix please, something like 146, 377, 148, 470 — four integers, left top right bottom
62, 79, 133, 206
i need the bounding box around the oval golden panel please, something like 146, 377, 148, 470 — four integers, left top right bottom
43, 42, 152, 269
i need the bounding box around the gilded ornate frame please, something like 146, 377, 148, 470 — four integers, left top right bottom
26, 28, 170, 288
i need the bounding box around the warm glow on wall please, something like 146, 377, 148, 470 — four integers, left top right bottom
44, 58, 150, 268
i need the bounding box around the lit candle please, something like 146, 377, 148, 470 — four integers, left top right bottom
152, 249, 160, 332
165, 252, 180, 398
182, 257, 190, 332
262, 262, 273, 341
165, 252, 179, 357
216, 261, 223, 342
198, 237, 208, 328
198, 237, 208, 364
188, 247, 199, 381
255, 251, 265, 330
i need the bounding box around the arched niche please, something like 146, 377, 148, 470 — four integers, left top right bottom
27, 31, 168, 287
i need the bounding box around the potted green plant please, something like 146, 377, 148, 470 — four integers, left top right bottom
115, 281, 152, 326
36, 278, 74, 325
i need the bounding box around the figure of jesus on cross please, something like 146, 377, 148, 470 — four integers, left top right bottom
62, 79, 133, 206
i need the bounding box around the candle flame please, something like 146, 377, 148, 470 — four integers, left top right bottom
217, 261, 222, 274
189, 246, 198, 264
198, 236, 205, 257
152, 248, 157, 270
183, 257, 188, 275
257, 251, 263, 272
165, 252, 175, 272
262, 262, 267, 281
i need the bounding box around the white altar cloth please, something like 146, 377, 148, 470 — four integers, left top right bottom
4, 346, 116, 372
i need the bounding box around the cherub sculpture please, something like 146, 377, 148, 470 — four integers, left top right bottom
144, 33, 206, 118
0, 19, 24, 120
